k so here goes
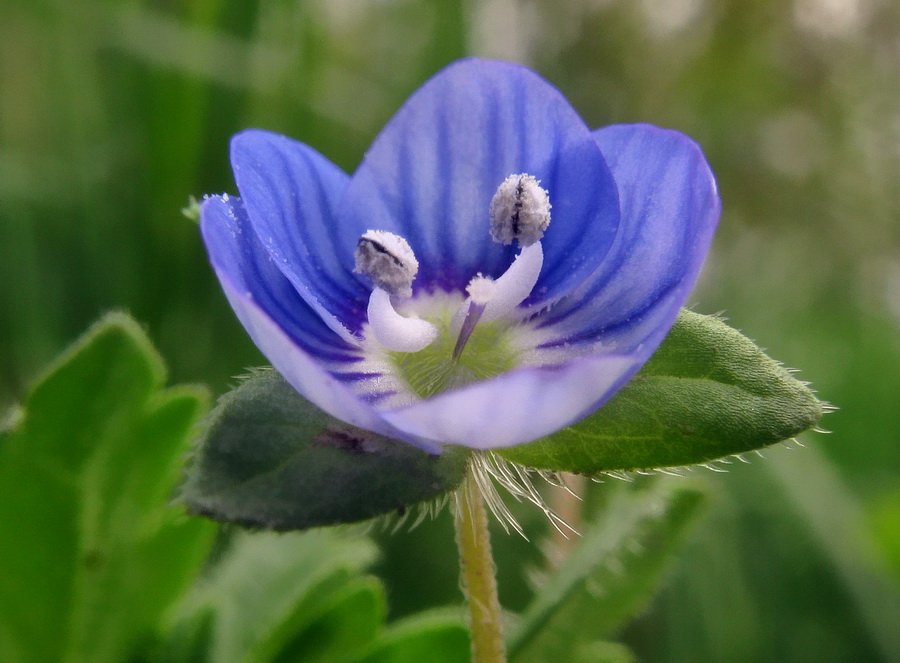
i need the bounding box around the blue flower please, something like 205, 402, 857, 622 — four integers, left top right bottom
201, 58, 720, 454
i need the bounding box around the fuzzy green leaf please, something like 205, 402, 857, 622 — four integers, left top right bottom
0, 313, 214, 663
182, 370, 469, 531
270, 576, 386, 663
570, 641, 637, 663
498, 310, 824, 473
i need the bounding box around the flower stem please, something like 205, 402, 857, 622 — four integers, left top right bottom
454, 465, 507, 663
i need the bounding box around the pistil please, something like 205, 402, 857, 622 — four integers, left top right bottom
453, 281, 491, 360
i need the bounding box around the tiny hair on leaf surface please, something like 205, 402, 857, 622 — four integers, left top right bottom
497, 309, 826, 474
181, 369, 470, 531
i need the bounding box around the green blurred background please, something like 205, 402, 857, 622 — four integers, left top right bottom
1, 0, 898, 661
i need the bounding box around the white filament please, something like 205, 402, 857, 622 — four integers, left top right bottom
479, 242, 544, 322
367, 288, 438, 353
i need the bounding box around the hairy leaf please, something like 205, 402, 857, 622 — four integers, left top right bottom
353, 609, 471, 663
167, 529, 379, 663
182, 369, 469, 530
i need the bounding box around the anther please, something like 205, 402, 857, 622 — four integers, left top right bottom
355, 230, 437, 353
355, 230, 419, 299
489, 174, 551, 247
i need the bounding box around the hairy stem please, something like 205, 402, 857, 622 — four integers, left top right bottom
454, 466, 507, 663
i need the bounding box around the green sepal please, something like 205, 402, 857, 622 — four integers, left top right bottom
182, 370, 470, 531
498, 309, 825, 473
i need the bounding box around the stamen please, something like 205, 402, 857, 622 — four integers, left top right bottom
452, 174, 552, 357
355, 230, 437, 353
483, 173, 550, 320
489, 174, 551, 247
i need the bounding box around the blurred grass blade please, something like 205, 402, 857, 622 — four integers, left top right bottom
508, 482, 707, 662
0, 313, 214, 663
767, 446, 900, 661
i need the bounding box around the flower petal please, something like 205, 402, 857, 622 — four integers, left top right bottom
338, 58, 619, 301
200, 195, 441, 453
539, 124, 720, 353
230, 130, 368, 339
201, 195, 357, 360
382, 353, 643, 450
408, 124, 719, 451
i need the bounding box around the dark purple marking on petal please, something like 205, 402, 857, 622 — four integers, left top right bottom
330, 371, 385, 383
363, 390, 398, 405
